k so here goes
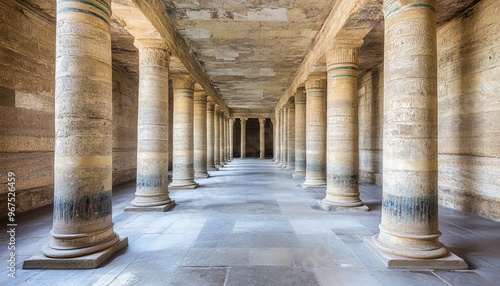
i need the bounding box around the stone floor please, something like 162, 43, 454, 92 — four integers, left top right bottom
2, 158, 500, 285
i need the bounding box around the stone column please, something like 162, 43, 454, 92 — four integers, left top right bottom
223, 115, 229, 163
271, 118, 276, 161
214, 105, 221, 168
27, 0, 127, 267
286, 98, 295, 170
318, 40, 368, 211
369, 0, 466, 269
229, 118, 235, 160
206, 100, 217, 170
293, 87, 306, 178
259, 118, 266, 159
169, 74, 198, 189
280, 105, 288, 168
302, 74, 327, 189
219, 111, 226, 166
240, 117, 247, 158
126, 40, 175, 212
193, 86, 209, 178
274, 112, 281, 163
168, 82, 174, 170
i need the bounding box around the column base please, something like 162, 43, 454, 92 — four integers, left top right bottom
207, 166, 219, 171
301, 180, 326, 190
169, 181, 199, 189
215, 164, 223, 168
23, 237, 128, 269
285, 165, 295, 170
292, 171, 306, 179
363, 236, 468, 269
125, 201, 175, 212
282, 164, 287, 168
195, 172, 210, 178
317, 199, 369, 212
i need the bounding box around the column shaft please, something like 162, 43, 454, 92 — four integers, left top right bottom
259, 118, 266, 159
219, 112, 225, 166
194, 91, 209, 178
293, 88, 306, 178
274, 112, 281, 163
130, 41, 174, 210
214, 105, 221, 167
170, 75, 198, 189
44, 0, 125, 259
206, 101, 217, 170
373, 0, 449, 259
281, 106, 288, 168
320, 41, 367, 211
302, 75, 327, 188
241, 118, 247, 158
229, 118, 234, 160
286, 99, 295, 170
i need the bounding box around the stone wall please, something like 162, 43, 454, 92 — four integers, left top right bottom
0, 0, 138, 218
358, 65, 384, 186
436, 0, 499, 221
358, 0, 500, 221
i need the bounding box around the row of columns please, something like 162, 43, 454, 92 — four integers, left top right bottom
272, 0, 465, 268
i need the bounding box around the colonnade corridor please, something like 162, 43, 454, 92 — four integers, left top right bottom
2, 158, 500, 285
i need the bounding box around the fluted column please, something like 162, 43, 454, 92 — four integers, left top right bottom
259, 118, 266, 159
293, 87, 306, 178
29, 0, 127, 267
286, 98, 295, 170
194, 87, 209, 178
302, 74, 327, 189
318, 40, 368, 211
214, 105, 221, 168
240, 117, 247, 158
219, 111, 226, 166
229, 118, 234, 160
206, 100, 217, 171
169, 74, 198, 189
280, 106, 288, 168
126, 40, 175, 212
369, 0, 466, 269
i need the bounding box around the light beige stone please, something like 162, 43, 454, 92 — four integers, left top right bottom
194, 87, 209, 178
206, 99, 218, 171
240, 117, 247, 158
302, 74, 327, 189
214, 104, 222, 168
286, 99, 295, 170
293, 87, 306, 178
169, 74, 198, 189
259, 118, 266, 159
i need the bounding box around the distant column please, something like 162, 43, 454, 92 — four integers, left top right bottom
319, 40, 368, 211
259, 118, 266, 159
206, 100, 217, 171
193, 87, 209, 178
127, 40, 175, 212
280, 105, 288, 168
286, 98, 295, 170
219, 111, 225, 166
274, 112, 281, 164
241, 117, 247, 158
169, 74, 198, 189
29, 0, 127, 267
229, 118, 235, 160
214, 105, 221, 168
369, 0, 467, 269
302, 74, 327, 189
293, 87, 306, 178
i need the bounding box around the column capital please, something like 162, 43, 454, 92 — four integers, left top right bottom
304, 73, 327, 90
214, 104, 221, 115
194, 91, 207, 102
295, 87, 306, 104
136, 39, 171, 67
171, 73, 195, 90
259, 118, 266, 126
240, 117, 248, 124
134, 38, 170, 51
287, 97, 295, 108
326, 39, 363, 67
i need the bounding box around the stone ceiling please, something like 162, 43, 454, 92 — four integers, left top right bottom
22, 0, 480, 115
